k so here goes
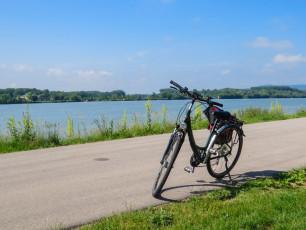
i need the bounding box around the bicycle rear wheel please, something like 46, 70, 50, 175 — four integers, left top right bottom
152, 131, 183, 198
207, 126, 243, 178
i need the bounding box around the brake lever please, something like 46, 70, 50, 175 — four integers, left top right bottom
170, 86, 180, 92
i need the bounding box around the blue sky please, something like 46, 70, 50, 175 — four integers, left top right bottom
1, 0, 306, 93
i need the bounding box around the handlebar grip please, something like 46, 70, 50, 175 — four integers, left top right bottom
213, 102, 223, 107
170, 80, 183, 90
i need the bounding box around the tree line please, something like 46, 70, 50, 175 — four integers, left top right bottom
0, 86, 306, 104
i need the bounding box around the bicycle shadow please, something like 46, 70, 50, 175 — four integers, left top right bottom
156, 169, 284, 202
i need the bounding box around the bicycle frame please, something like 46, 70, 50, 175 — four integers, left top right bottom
183, 99, 218, 163
161, 99, 218, 165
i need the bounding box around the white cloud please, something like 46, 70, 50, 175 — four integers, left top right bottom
273, 54, 306, 63
137, 50, 150, 57
221, 69, 231, 75
139, 64, 148, 68
12, 64, 35, 72
208, 62, 232, 67
76, 70, 95, 76
98, 71, 113, 76
47, 68, 65, 76
260, 63, 275, 74
0, 63, 36, 72
270, 17, 288, 31
164, 35, 175, 42
75, 70, 113, 80
259, 54, 306, 74
127, 56, 134, 62
248, 37, 294, 49
127, 51, 150, 62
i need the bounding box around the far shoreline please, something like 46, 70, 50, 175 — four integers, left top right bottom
1, 96, 306, 105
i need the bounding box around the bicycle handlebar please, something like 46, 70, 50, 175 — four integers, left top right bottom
170, 80, 223, 107
170, 80, 183, 91
212, 101, 223, 107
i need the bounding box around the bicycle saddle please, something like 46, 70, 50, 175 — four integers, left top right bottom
213, 110, 231, 120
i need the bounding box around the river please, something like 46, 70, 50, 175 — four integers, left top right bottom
0, 98, 305, 135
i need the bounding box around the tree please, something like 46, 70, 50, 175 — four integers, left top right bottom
0, 93, 11, 104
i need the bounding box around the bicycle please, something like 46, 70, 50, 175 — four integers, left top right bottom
152, 80, 245, 198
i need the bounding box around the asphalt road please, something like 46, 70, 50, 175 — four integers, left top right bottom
1, 118, 306, 230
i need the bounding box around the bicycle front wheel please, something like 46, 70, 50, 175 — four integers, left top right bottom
152, 131, 183, 198
207, 126, 243, 178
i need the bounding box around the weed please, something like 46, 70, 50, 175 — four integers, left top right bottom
7, 105, 37, 145
121, 109, 127, 131
67, 116, 74, 139
150, 208, 174, 227
193, 101, 204, 123
145, 99, 152, 132
234, 102, 286, 123
162, 104, 167, 127
296, 104, 306, 117
7, 116, 18, 140
276, 99, 282, 112
277, 168, 306, 186
271, 101, 275, 113
45, 122, 60, 145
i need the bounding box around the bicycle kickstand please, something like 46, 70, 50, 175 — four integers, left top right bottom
224, 157, 233, 183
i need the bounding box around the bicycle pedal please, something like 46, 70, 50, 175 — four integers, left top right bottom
209, 148, 217, 155
184, 166, 194, 173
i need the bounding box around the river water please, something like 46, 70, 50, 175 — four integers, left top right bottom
0, 98, 305, 135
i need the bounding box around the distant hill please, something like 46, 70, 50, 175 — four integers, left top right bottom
259, 84, 306, 90
286, 85, 306, 90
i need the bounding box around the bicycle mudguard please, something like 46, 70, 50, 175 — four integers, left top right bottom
204, 124, 244, 164
217, 123, 245, 137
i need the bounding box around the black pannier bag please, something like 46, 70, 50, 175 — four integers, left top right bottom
204, 106, 218, 125
204, 107, 233, 144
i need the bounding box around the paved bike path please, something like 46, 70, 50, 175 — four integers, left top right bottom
1, 118, 306, 230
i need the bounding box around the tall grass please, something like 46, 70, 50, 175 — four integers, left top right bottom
145, 99, 153, 132
233, 100, 287, 123
4, 105, 60, 152
7, 105, 36, 144
191, 102, 208, 130
67, 116, 74, 139
1, 101, 306, 154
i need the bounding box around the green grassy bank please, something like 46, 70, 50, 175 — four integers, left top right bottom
1, 101, 306, 154
74, 168, 306, 230
75, 168, 306, 230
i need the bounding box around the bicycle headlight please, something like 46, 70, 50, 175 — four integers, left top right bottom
180, 122, 187, 131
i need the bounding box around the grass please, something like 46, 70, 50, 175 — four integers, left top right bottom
233, 101, 306, 124
75, 168, 306, 230
1, 101, 306, 154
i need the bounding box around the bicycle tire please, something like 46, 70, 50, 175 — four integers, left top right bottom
152, 131, 183, 197
207, 126, 243, 178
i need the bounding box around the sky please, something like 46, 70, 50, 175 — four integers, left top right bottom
1, 0, 306, 93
